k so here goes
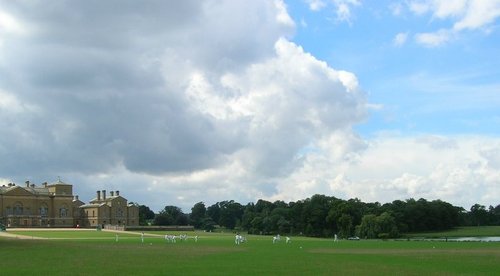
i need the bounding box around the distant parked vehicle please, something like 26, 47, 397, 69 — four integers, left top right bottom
348, 236, 360, 240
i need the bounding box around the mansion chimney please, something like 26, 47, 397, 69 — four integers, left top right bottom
26, 180, 30, 187
97, 190, 101, 201
116, 190, 120, 196
110, 191, 114, 197
102, 190, 106, 200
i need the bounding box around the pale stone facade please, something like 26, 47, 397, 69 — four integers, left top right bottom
0, 179, 138, 228
80, 189, 139, 227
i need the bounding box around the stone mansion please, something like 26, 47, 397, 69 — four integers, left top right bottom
0, 179, 139, 228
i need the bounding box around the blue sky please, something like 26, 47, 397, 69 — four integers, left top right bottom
1, 0, 499, 211
287, 0, 500, 137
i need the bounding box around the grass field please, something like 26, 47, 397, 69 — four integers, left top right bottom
1, 229, 500, 275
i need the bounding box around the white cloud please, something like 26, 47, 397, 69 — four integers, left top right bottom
333, 0, 362, 23
393, 32, 409, 46
305, 0, 326, 11
0, 0, 370, 211
0, 10, 27, 35
306, 135, 499, 208
0, 89, 22, 112
409, 0, 467, 17
409, 1, 431, 15
454, 0, 500, 31
2, 0, 498, 212
409, 0, 500, 46
275, 0, 296, 28
389, 2, 404, 16
263, 132, 500, 210
414, 29, 453, 47
416, 135, 458, 149
304, 0, 361, 23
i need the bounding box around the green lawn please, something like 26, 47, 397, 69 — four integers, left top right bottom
1, 230, 499, 275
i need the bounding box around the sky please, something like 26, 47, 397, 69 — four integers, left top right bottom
0, 0, 499, 212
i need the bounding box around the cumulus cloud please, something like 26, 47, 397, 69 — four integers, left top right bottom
327, 135, 499, 208
264, 132, 500, 210
416, 135, 458, 150
2, 0, 497, 212
0, 0, 370, 210
408, 0, 500, 46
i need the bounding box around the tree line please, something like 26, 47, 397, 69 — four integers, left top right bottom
137, 195, 500, 238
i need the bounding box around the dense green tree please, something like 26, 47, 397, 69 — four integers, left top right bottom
255, 199, 274, 215
154, 205, 187, 226
190, 202, 206, 228
154, 212, 173, 226
470, 204, 489, 226
201, 217, 216, 232
206, 203, 221, 224
184, 193, 471, 238
337, 214, 353, 238
250, 216, 264, 234
490, 204, 500, 225
302, 194, 331, 236
138, 205, 155, 226
357, 214, 378, 239
288, 201, 305, 234
218, 200, 244, 229
376, 212, 399, 238
241, 203, 256, 230
357, 212, 398, 239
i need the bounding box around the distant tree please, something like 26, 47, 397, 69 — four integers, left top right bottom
218, 200, 244, 229
201, 217, 216, 232
357, 212, 398, 239
206, 203, 221, 224
490, 204, 500, 225
337, 214, 353, 238
241, 203, 256, 231
178, 194, 470, 237
303, 194, 331, 236
255, 199, 274, 215
250, 216, 264, 234
357, 214, 378, 239
470, 204, 489, 226
376, 212, 399, 238
176, 213, 189, 226
154, 205, 186, 226
190, 202, 206, 228
154, 212, 173, 226
138, 205, 155, 225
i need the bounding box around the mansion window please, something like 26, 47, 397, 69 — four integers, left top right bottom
40, 205, 48, 217
59, 207, 68, 218
14, 203, 23, 215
